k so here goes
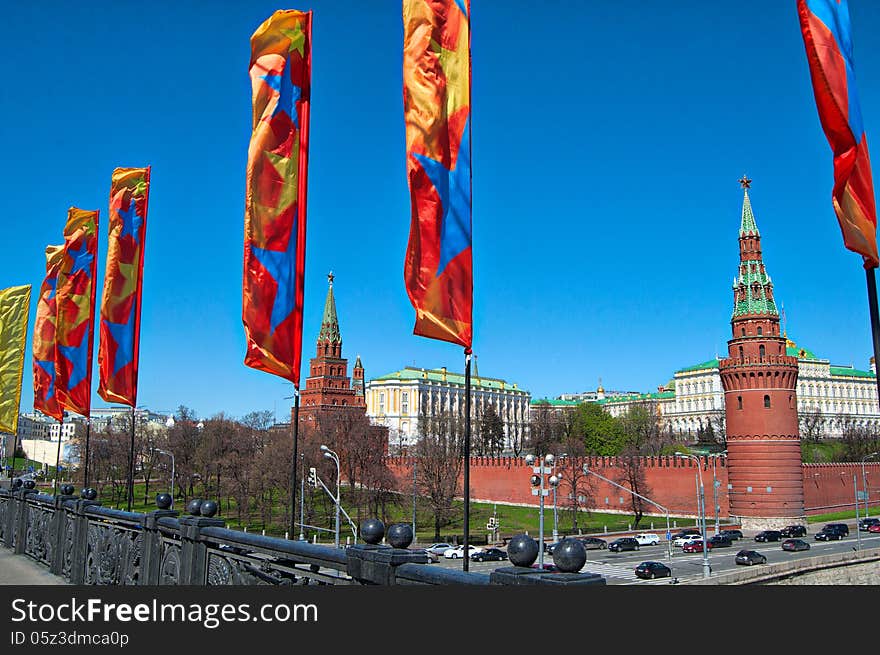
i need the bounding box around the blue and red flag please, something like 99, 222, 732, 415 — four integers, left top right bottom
243, 10, 311, 386
55, 207, 99, 417
798, 0, 879, 268
32, 245, 65, 421
98, 167, 150, 407
403, 0, 473, 350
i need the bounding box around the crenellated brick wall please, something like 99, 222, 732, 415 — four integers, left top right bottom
385, 457, 880, 518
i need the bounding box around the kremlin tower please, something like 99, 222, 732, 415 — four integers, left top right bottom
718, 177, 805, 529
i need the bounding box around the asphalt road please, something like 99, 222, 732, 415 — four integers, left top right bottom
430, 525, 880, 585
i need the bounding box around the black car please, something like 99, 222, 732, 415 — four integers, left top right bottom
780, 524, 808, 538
471, 547, 508, 562
754, 530, 782, 543
781, 538, 811, 552
719, 529, 743, 541
735, 549, 767, 565
634, 561, 671, 580
577, 537, 608, 550
858, 518, 880, 532
608, 537, 640, 553
707, 535, 733, 548
822, 523, 849, 536
815, 526, 846, 541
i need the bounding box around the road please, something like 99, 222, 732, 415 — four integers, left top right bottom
430, 527, 880, 585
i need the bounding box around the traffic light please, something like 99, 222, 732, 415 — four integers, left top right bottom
308, 467, 318, 487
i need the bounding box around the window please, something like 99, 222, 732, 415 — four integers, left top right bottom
738, 346, 744, 362
757, 326, 763, 336
737, 396, 743, 410
764, 395, 771, 408
759, 345, 765, 361
379, 392, 385, 415
402, 392, 409, 415
741, 327, 746, 336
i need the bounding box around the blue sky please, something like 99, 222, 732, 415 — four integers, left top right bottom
2, 1, 880, 421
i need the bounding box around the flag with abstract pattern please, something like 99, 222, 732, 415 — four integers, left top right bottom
32, 245, 65, 421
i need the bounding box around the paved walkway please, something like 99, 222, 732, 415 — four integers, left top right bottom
0, 549, 68, 585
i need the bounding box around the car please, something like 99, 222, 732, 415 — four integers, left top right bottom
735, 549, 767, 565
781, 538, 811, 552
426, 543, 453, 555
471, 547, 508, 562
814, 526, 846, 541
633, 533, 661, 546
858, 518, 880, 532
780, 524, 808, 538
545, 541, 564, 555
868, 523, 880, 534
671, 529, 701, 540
822, 523, 850, 536
443, 545, 483, 559
530, 562, 559, 571
672, 534, 703, 548
634, 561, 672, 580
577, 537, 608, 550
608, 537, 640, 553
707, 535, 733, 548
682, 540, 709, 553
718, 529, 743, 541
410, 548, 440, 563
754, 530, 782, 543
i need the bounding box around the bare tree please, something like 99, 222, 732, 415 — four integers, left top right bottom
799, 406, 826, 443
527, 401, 563, 457
416, 412, 464, 540
615, 452, 651, 528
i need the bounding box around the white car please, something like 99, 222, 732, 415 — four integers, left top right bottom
633, 533, 660, 546
672, 534, 703, 548
443, 545, 483, 559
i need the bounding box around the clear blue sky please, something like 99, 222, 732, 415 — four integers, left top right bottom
3, 1, 880, 422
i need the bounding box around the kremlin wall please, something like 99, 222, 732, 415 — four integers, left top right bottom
385, 455, 880, 521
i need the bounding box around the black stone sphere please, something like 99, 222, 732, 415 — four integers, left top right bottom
83, 488, 98, 500
200, 499, 218, 518
187, 498, 203, 516
386, 523, 413, 549
12, 478, 22, 489
360, 518, 385, 545
507, 534, 539, 567
24, 480, 36, 490
155, 493, 172, 510
60, 484, 74, 495
552, 538, 587, 573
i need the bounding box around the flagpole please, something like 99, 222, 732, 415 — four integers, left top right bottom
865, 264, 880, 407
463, 351, 471, 571
289, 388, 300, 540
9, 429, 20, 480
54, 416, 63, 496
83, 419, 92, 489
127, 406, 135, 511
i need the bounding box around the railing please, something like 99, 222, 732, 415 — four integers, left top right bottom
0, 483, 605, 587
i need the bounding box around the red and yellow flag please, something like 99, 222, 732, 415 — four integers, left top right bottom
98, 167, 151, 407
55, 207, 99, 417
403, 0, 472, 350
243, 10, 312, 385
32, 245, 65, 421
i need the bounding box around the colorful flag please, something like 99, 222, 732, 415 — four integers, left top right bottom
98, 167, 151, 407
798, 0, 879, 268
403, 0, 473, 349
32, 245, 65, 421
0, 284, 32, 434
243, 10, 312, 385
55, 207, 99, 417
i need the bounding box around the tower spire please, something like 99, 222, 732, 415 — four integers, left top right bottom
318, 271, 341, 344
733, 178, 777, 318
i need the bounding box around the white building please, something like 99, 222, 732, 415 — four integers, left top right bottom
365, 366, 531, 451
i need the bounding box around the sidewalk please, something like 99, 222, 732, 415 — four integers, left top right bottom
0, 549, 69, 585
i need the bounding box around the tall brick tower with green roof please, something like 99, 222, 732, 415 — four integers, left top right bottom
298, 272, 365, 418
718, 177, 804, 530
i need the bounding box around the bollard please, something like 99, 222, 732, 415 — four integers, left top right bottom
285, 531, 288, 540
261, 529, 265, 536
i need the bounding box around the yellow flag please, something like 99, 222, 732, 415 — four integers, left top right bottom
0, 284, 32, 434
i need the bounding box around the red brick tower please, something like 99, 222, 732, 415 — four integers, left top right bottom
298, 272, 365, 422
719, 177, 803, 530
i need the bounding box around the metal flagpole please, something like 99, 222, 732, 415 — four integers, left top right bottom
9, 428, 21, 480
463, 351, 472, 572
864, 266, 880, 407
289, 389, 300, 540
126, 407, 135, 511
83, 419, 92, 489
54, 416, 64, 496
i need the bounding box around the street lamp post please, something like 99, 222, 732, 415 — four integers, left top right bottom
861, 452, 878, 518
154, 448, 175, 509
412, 457, 417, 544
525, 453, 557, 569
552, 453, 567, 543
321, 445, 341, 549
707, 451, 727, 536
676, 452, 711, 579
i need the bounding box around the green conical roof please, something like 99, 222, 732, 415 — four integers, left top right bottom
740, 189, 759, 237
318, 273, 341, 343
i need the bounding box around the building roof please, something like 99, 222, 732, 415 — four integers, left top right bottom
370, 366, 526, 392
530, 398, 579, 407
829, 366, 876, 379
597, 390, 675, 405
